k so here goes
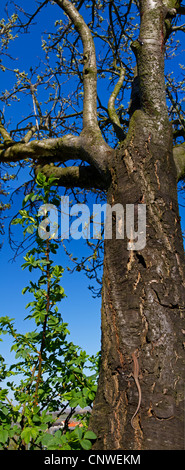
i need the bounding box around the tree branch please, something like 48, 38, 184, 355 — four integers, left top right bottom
0, 134, 82, 163
173, 143, 185, 181
0, 0, 114, 182
34, 163, 109, 190
22, 125, 38, 143
133, 1, 169, 118
108, 67, 126, 141
24, 0, 49, 28
0, 130, 112, 184
29, 82, 44, 133
0, 120, 13, 144
54, 0, 98, 131
171, 23, 185, 31
175, 3, 185, 15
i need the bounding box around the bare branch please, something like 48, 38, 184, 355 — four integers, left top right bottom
171, 23, 185, 31
173, 143, 185, 181
54, 0, 98, 130
34, 163, 108, 190
22, 125, 38, 144
108, 67, 125, 141
0, 130, 112, 183
0, 134, 82, 163
24, 0, 49, 28
30, 83, 40, 136
0, 120, 13, 144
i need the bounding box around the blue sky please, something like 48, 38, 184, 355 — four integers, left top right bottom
0, 0, 185, 378
0, 1, 103, 371
0, 166, 103, 364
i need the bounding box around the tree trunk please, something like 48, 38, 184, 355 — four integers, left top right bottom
90, 110, 185, 450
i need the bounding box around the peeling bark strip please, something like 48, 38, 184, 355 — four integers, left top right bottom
131, 352, 142, 430
0, 0, 185, 451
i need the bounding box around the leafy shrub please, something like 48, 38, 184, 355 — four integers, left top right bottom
0, 174, 98, 450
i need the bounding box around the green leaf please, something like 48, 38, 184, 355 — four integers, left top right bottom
80, 439, 92, 450
69, 397, 79, 407
88, 391, 95, 401
21, 427, 38, 444
1, 406, 9, 416
26, 225, 35, 234
48, 175, 59, 185
0, 428, 8, 444
31, 194, 37, 202
21, 428, 31, 444
82, 387, 89, 397
19, 209, 29, 217
78, 397, 88, 408
84, 430, 97, 440
41, 432, 54, 447
0, 389, 8, 400
22, 193, 35, 206
36, 172, 47, 187
30, 427, 39, 440
11, 218, 22, 225
22, 286, 29, 295
74, 426, 83, 440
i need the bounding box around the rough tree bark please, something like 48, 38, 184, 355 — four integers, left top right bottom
0, 0, 185, 450
89, 0, 185, 450
90, 110, 185, 450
